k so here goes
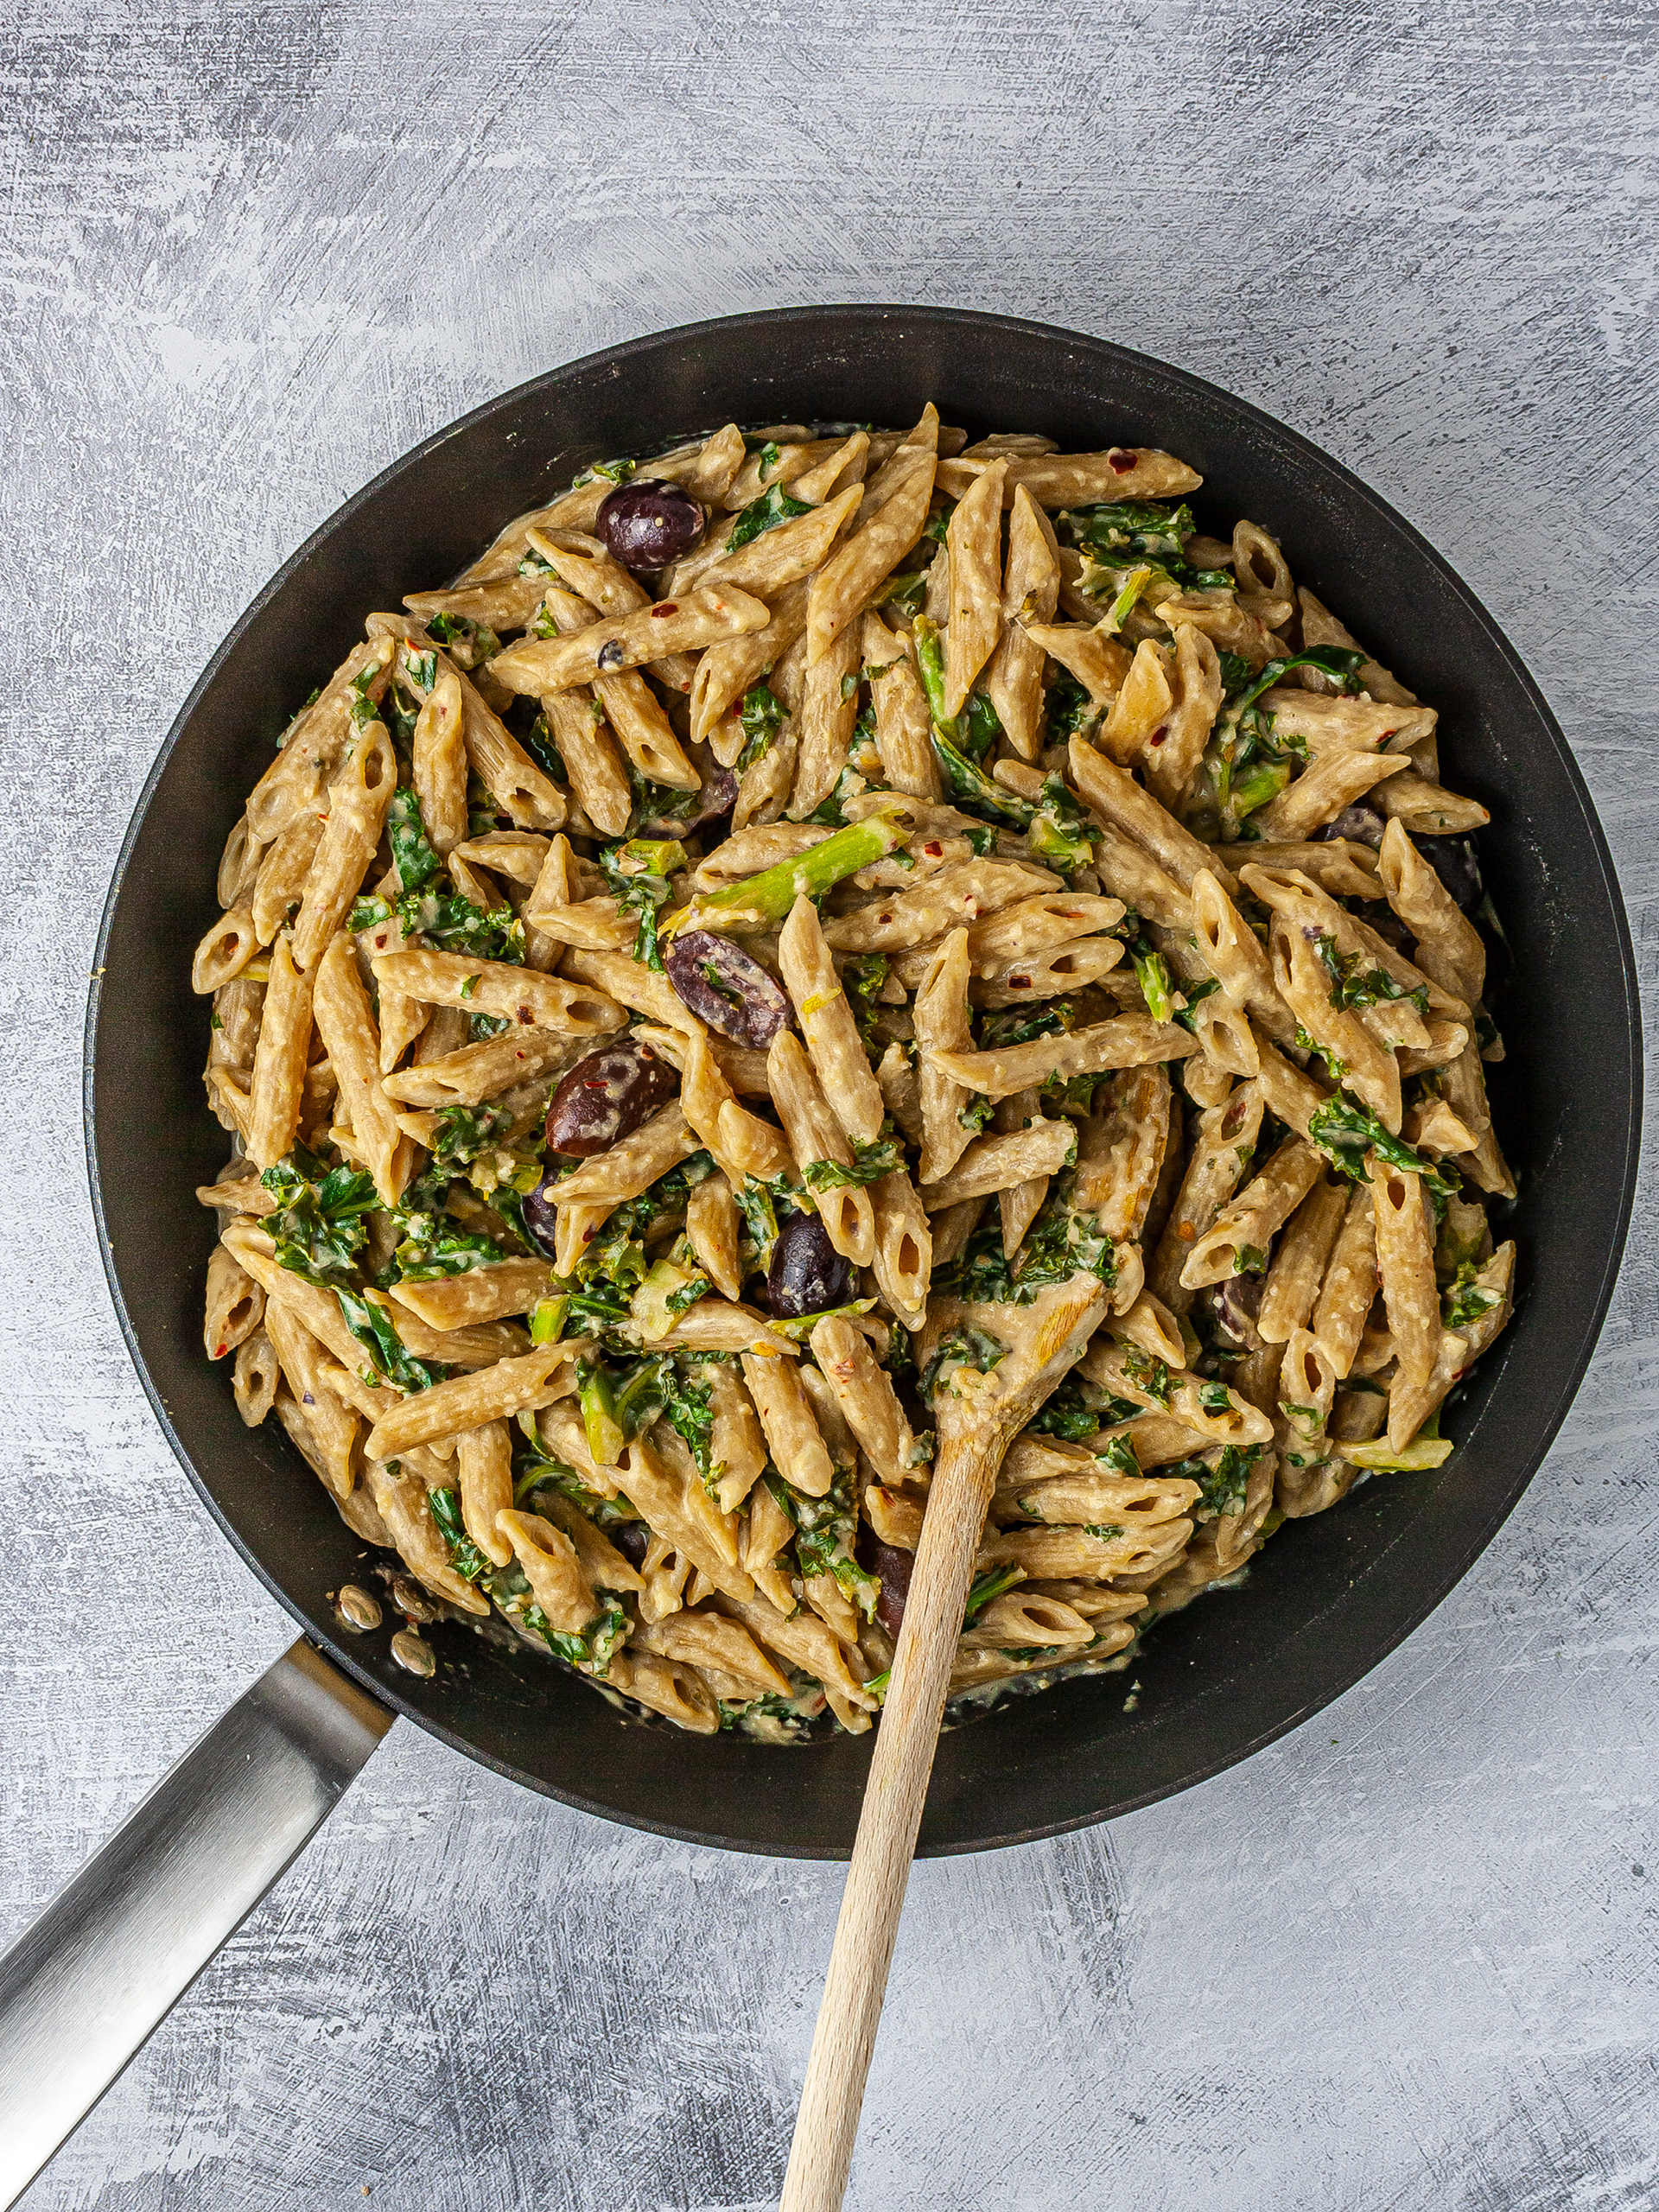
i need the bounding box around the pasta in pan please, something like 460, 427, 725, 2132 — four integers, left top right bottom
194, 409, 1515, 1741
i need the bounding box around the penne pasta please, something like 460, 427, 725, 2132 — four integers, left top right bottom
188, 400, 1516, 1738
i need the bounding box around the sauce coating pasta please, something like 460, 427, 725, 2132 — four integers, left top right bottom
196, 410, 1515, 1741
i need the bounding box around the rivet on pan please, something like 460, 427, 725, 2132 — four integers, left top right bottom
390, 1574, 441, 1624
334, 1584, 382, 1633
391, 1629, 435, 1679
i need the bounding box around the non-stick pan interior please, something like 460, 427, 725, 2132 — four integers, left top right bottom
87, 308, 1639, 1857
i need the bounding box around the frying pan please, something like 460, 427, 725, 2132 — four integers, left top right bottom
0, 307, 1637, 2204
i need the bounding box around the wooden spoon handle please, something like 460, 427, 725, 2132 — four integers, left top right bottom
779, 1437, 995, 2212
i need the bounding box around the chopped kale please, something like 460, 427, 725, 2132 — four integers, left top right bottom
1294, 1023, 1348, 1081
334, 1286, 439, 1392
1027, 1381, 1103, 1442
427, 612, 502, 667
802, 1125, 905, 1191
1122, 1344, 1174, 1409
1308, 1091, 1459, 1208
963, 1562, 1025, 1625
1443, 1260, 1503, 1330
429, 1103, 514, 1166
388, 786, 442, 894
930, 725, 1034, 828
393, 1211, 505, 1281
771, 1470, 881, 1622
736, 683, 787, 772
873, 570, 928, 620
598, 838, 685, 970
1043, 672, 1096, 747
980, 1001, 1074, 1050
728, 481, 814, 551
1219, 645, 1366, 710
842, 954, 891, 1051
1315, 933, 1429, 1016
571, 455, 635, 490
429, 1485, 492, 1582
262, 1147, 380, 1286
958, 1094, 996, 1137
919, 1325, 1008, 1404
1027, 776, 1095, 874
1009, 1205, 1119, 1296
1195, 1444, 1261, 1520
1173, 976, 1221, 1034
1058, 499, 1196, 563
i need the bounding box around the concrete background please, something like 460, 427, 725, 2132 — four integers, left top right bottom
3, 3, 1656, 2205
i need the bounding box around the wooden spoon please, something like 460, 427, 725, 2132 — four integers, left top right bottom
779, 1270, 1113, 2212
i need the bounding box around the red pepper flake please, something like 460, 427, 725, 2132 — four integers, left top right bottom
639, 1044, 656, 1061
374, 934, 387, 949
1149, 723, 1168, 747
924, 840, 943, 856
1009, 975, 1031, 989
651, 601, 678, 620
517, 1007, 533, 1023
1108, 448, 1137, 475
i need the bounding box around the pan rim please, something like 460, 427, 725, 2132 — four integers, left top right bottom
84, 303, 1642, 1857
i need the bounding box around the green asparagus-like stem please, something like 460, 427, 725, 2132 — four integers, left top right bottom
529, 1296, 569, 1347
663, 805, 909, 937
912, 613, 951, 727
577, 1357, 625, 1466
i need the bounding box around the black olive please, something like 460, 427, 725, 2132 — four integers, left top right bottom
1414, 835, 1484, 914
1213, 1274, 1264, 1349
766, 1211, 855, 1319
595, 480, 706, 575
519, 1180, 560, 1260
613, 1522, 650, 1568
665, 929, 791, 1048
545, 1038, 679, 1157
1313, 801, 1386, 848
633, 766, 739, 842
862, 1536, 914, 1637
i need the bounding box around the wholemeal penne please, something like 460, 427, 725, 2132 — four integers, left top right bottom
777, 894, 886, 1147
191, 399, 1516, 1737
981, 486, 1061, 760
942, 455, 1008, 717
789, 618, 861, 819
806, 440, 938, 665
245, 935, 315, 1170
491, 586, 770, 696
919, 1119, 1077, 1208
312, 932, 411, 1206
929, 1014, 1198, 1102
289, 721, 397, 973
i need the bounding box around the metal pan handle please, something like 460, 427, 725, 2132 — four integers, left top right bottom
0, 1639, 391, 2208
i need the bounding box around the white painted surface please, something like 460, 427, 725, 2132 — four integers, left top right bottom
2, 5, 1656, 2205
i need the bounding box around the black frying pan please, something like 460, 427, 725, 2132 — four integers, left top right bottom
0, 305, 1636, 2202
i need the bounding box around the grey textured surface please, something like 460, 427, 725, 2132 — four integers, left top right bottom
3, 4, 1656, 2207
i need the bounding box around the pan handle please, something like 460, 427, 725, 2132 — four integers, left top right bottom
0, 1637, 391, 2208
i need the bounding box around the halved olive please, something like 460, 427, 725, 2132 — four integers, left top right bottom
545, 1037, 678, 1158
665, 929, 791, 1048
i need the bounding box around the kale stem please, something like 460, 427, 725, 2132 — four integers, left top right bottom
664, 808, 908, 938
